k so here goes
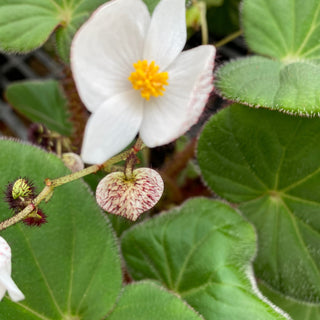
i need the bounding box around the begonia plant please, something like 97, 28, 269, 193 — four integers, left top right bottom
0, 0, 318, 319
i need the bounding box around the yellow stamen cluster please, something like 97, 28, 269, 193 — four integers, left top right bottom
128, 60, 169, 100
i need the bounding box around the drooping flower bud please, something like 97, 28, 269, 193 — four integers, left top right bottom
96, 168, 164, 221
62, 152, 84, 173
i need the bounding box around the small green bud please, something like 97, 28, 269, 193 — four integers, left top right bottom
11, 178, 33, 200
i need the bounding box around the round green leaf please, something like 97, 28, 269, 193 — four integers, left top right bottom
108, 281, 203, 320
6, 80, 72, 136
197, 104, 320, 303
121, 198, 289, 320
0, 139, 122, 319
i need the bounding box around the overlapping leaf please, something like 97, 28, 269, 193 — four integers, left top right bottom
197, 104, 320, 304
215, 0, 320, 115
121, 198, 289, 320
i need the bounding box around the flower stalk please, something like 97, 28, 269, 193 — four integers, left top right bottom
0, 139, 145, 231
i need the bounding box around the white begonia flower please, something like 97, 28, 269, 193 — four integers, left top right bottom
0, 236, 25, 302
71, 0, 216, 164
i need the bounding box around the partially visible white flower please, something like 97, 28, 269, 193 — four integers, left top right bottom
71, 0, 216, 164
0, 236, 24, 302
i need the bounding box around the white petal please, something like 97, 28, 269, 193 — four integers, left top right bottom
0, 236, 11, 271
0, 274, 24, 302
81, 91, 144, 164
0, 237, 24, 302
143, 0, 186, 70
0, 286, 5, 301
140, 45, 215, 147
71, 0, 150, 112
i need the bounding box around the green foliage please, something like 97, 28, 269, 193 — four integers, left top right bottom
6, 80, 72, 136
121, 198, 289, 320
1, 0, 319, 318
197, 104, 320, 304
0, 139, 202, 319
215, 0, 320, 115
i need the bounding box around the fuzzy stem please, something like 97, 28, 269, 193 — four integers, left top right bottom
49, 150, 131, 188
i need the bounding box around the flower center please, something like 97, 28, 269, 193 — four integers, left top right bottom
128, 60, 169, 100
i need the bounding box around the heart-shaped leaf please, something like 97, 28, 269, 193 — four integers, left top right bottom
121, 198, 289, 320
0, 138, 122, 319
5, 80, 72, 136
197, 104, 320, 303
215, 0, 320, 115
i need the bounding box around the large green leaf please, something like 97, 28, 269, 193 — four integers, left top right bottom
0, 0, 107, 61
215, 0, 320, 115
197, 104, 320, 303
5, 80, 72, 136
259, 283, 320, 320
108, 281, 203, 320
121, 198, 289, 320
0, 139, 122, 319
